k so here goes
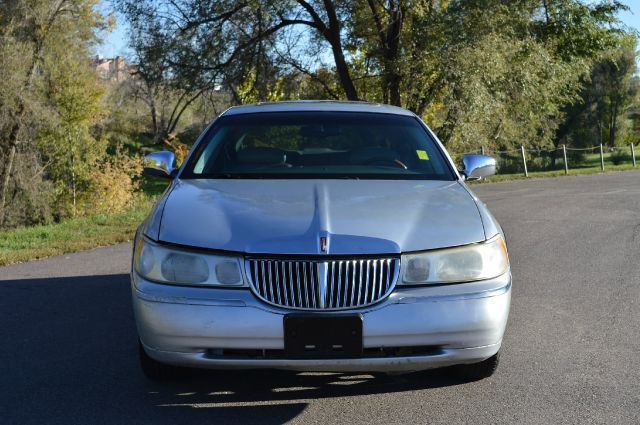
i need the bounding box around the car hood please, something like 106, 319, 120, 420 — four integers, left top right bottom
154, 179, 486, 255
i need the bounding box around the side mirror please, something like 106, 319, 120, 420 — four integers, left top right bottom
144, 151, 177, 179
462, 154, 496, 180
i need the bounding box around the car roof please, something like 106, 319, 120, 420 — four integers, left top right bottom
221, 100, 416, 117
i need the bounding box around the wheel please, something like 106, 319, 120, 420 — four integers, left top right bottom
452, 351, 500, 382
139, 341, 179, 381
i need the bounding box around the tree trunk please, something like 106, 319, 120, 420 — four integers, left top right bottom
329, 35, 358, 101
609, 102, 618, 147
0, 0, 67, 226
0, 144, 17, 225
71, 152, 76, 216
150, 100, 159, 142
322, 0, 358, 101
385, 7, 403, 106
388, 72, 401, 106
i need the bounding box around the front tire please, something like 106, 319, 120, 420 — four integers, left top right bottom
452, 351, 500, 382
139, 341, 179, 381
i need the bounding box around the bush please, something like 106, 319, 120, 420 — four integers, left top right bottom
162, 133, 189, 166
611, 148, 631, 165
527, 152, 556, 172
567, 149, 587, 165
87, 147, 143, 215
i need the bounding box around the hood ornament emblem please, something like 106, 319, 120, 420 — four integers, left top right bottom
319, 236, 328, 253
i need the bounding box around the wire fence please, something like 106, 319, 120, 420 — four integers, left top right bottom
466, 144, 638, 176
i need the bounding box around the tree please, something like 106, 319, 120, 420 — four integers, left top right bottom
425, 0, 628, 150
116, 0, 632, 155
116, 0, 360, 100
595, 41, 638, 146
558, 37, 639, 151
123, 7, 221, 142
38, 43, 106, 216
0, 0, 108, 226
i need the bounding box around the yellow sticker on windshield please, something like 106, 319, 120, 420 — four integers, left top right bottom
416, 150, 430, 160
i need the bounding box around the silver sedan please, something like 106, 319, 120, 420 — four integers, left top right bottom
132, 101, 511, 381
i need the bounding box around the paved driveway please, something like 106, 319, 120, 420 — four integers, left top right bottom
2, 171, 640, 424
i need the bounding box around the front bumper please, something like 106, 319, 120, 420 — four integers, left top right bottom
132, 272, 511, 372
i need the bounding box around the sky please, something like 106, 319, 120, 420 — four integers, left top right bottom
96, 1, 640, 59
618, 1, 640, 34
96, 1, 127, 58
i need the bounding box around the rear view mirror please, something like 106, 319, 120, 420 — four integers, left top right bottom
462, 154, 496, 180
144, 151, 177, 179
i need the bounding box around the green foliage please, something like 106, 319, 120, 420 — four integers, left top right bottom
0, 0, 145, 229
38, 45, 106, 217
611, 149, 631, 165
558, 35, 639, 149
430, 0, 628, 151
113, 0, 635, 160
0, 0, 638, 235
439, 32, 584, 153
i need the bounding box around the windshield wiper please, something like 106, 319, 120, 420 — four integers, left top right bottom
206, 173, 261, 179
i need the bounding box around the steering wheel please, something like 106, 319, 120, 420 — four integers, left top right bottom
363, 158, 408, 170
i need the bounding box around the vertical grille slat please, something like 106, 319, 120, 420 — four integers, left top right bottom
355, 260, 364, 306
349, 261, 356, 306
378, 261, 384, 296
259, 261, 266, 298
282, 262, 288, 306
295, 262, 302, 308
267, 261, 274, 302
276, 262, 281, 302
302, 262, 309, 308
336, 261, 343, 308
310, 262, 317, 309
365, 260, 371, 304
247, 257, 399, 310
343, 261, 350, 307
384, 259, 391, 293
328, 262, 335, 309
371, 260, 377, 304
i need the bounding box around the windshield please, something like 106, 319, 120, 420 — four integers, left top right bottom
181, 112, 455, 180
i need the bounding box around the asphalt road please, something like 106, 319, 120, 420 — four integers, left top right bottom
2, 171, 640, 425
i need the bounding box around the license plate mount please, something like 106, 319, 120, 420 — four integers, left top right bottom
284, 314, 363, 358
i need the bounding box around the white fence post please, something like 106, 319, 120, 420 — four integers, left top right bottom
600, 144, 605, 171
521, 145, 528, 177
563, 145, 568, 175
632, 144, 636, 167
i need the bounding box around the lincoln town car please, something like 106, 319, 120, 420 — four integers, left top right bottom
132, 101, 511, 381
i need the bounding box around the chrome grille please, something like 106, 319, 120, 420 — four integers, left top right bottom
246, 257, 400, 310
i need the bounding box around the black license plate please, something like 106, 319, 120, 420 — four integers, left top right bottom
284, 314, 363, 358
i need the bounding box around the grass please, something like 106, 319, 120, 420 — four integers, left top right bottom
0, 199, 155, 266
477, 150, 638, 183
480, 163, 638, 183
0, 177, 168, 266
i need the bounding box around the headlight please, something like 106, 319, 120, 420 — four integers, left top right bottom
400, 235, 509, 285
134, 237, 244, 286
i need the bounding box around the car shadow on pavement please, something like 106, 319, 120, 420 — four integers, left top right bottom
0, 274, 465, 425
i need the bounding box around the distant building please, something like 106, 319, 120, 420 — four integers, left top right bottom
90, 55, 131, 82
